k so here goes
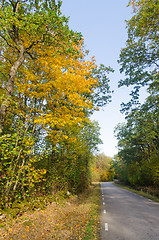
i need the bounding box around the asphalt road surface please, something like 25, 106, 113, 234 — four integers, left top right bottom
100, 182, 159, 240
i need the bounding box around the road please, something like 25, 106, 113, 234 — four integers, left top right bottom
100, 182, 159, 240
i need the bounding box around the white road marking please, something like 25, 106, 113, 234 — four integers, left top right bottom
105, 223, 108, 231
102, 197, 104, 200
103, 202, 105, 205
104, 209, 106, 213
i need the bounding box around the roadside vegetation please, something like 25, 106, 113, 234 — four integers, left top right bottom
0, 1, 112, 239
0, 151, 114, 239
0, 183, 100, 240
114, 181, 159, 203
0, 152, 113, 239
113, 0, 159, 193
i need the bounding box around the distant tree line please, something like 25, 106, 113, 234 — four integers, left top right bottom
90, 153, 114, 182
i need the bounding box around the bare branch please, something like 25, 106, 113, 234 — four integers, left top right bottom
0, 70, 8, 79
154, 62, 159, 68
26, 41, 36, 51
0, 33, 20, 53
0, 53, 12, 64
26, 50, 36, 60
15, 0, 20, 13
0, 0, 4, 9
8, 0, 21, 12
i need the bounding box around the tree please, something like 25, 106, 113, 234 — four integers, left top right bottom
35, 120, 103, 193
114, 0, 159, 187
114, 92, 159, 186
0, 0, 83, 205
0, 0, 113, 206
118, 0, 159, 113
0, 0, 81, 133
90, 153, 114, 182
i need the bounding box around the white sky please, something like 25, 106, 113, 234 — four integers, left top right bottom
61, 0, 147, 157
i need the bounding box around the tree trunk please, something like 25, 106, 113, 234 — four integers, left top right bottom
0, 45, 25, 134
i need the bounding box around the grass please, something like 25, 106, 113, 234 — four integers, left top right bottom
114, 182, 159, 203
0, 183, 100, 240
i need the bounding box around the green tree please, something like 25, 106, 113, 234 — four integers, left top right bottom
114, 92, 159, 186
0, 0, 113, 207
115, 0, 159, 187
0, 0, 80, 133
118, 0, 159, 113
36, 120, 103, 193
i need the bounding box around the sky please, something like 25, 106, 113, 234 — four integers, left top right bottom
61, 0, 144, 157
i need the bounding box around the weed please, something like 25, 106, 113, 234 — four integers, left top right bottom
0, 183, 100, 240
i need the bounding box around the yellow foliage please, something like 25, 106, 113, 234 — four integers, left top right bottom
7, 37, 98, 145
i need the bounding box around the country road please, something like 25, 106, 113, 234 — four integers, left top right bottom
100, 182, 159, 240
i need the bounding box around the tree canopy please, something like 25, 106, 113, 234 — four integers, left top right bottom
0, 0, 113, 207
115, 0, 159, 187
118, 0, 159, 113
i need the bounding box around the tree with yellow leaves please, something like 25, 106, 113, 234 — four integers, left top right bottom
0, 0, 113, 206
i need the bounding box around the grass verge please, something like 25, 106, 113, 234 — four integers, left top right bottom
114, 182, 159, 203
0, 183, 100, 240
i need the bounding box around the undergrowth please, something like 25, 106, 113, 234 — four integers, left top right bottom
0, 183, 100, 240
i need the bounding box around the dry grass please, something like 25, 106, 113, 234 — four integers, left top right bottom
0, 183, 100, 240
